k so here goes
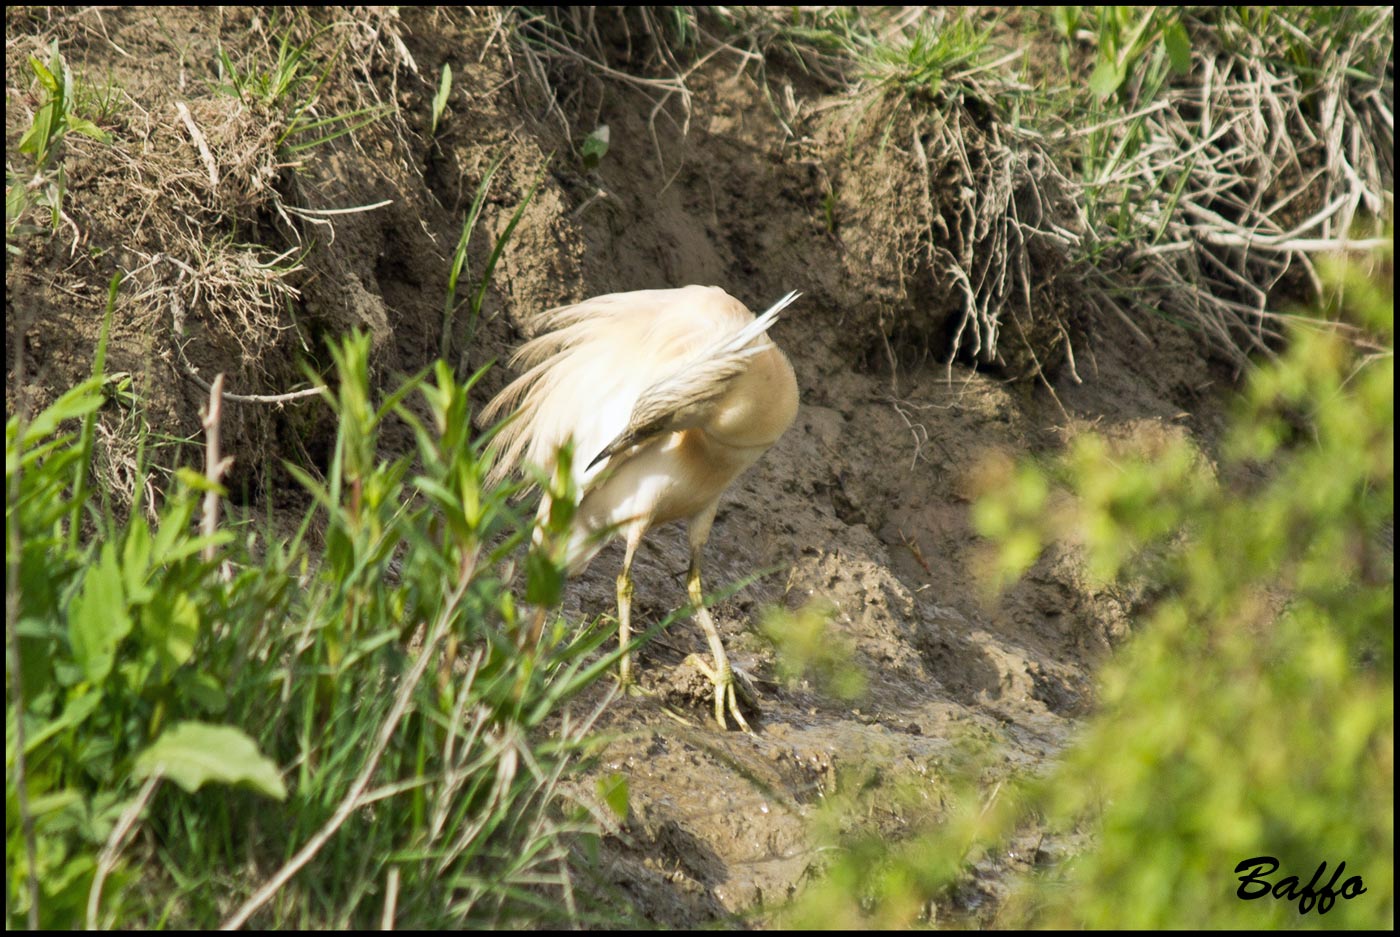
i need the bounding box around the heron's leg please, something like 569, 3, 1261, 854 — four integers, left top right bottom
685, 506, 754, 733
616, 523, 644, 687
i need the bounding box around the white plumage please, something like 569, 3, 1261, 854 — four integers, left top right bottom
482, 285, 800, 730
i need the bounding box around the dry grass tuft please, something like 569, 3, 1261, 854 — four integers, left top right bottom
5, 9, 423, 510
1027, 7, 1393, 368
497, 7, 1392, 379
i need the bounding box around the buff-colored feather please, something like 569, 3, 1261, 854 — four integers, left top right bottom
480, 285, 801, 731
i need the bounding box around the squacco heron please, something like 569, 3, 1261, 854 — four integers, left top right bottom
482, 285, 800, 730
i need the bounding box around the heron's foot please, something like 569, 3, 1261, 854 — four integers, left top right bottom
622, 678, 655, 700
614, 666, 655, 699
617, 669, 700, 726
682, 653, 758, 733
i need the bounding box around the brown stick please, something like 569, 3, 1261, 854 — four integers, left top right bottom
200, 373, 233, 564
175, 101, 219, 190
179, 349, 324, 405
86, 773, 161, 928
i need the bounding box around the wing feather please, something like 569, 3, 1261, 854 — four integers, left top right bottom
480, 287, 799, 490
585, 290, 800, 468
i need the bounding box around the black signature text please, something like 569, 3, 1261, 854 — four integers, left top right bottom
1235, 856, 1366, 915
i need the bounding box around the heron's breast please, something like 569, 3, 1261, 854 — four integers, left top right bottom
576, 431, 752, 532
704, 344, 799, 449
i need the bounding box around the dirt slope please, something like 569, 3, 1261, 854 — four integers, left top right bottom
5, 8, 1236, 926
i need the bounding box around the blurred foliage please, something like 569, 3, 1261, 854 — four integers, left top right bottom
784, 242, 1393, 927
759, 601, 867, 702
992, 243, 1394, 928
778, 732, 1016, 929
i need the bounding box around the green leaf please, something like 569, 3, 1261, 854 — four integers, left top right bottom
29, 53, 58, 92
431, 61, 452, 135
524, 546, 565, 607
142, 589, 200, 673
121, 518, 154, 605
15, 378, 103, 447
7, 178, 29, 226
147, 531, 232, 568
18, 101, 57, 165
65, 116, 111, 144
148, 495, 196, 566
581, 124, 610, 170
1088, 58, 1126, 99
23, 690, 104, 755
470, 158, 548, 322
1163, 21, 1191, 75
597, 772, 629, 821
133, 722, 286, 800
15, 615, 62, 640
173, 465, 226, 494
1051, 6, 1080, 38
442, 152, 505, 346
176, 669, 229, 715
68, 542, 131, 684
25, 789, 84, 818
412, 475, 462, 513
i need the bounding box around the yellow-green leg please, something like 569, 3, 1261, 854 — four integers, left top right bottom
685, 561, 752, 732
616, 524, 644, 689
684, 504, 755, 732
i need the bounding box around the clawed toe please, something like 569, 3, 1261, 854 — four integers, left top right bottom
683, 653, 758, 733
621, 678, 654, 699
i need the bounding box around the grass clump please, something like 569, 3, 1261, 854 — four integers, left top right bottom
6, 40, 112, 250
860, 12, 998, 105
212, 22, 389, 161
1031, 6, 1393, 364
6, 332, 620, 929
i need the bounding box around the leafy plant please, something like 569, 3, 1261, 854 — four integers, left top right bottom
6, 41, 112, 247
7, 326, 621, 928
6, 384, 280, 929
15, 43, 111, 169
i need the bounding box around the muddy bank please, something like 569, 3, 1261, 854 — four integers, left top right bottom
5, 7, 1239, 926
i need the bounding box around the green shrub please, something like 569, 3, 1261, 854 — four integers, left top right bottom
983, 244, 1393, 928
783, 243, 1393, 928
7, 333, 617, 928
